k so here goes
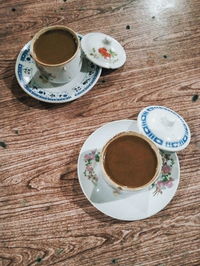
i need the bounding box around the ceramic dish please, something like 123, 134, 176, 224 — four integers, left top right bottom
77, 120, 180, 220
15, 35, 102, 103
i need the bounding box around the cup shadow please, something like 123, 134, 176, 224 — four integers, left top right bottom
3, 54, 77, 110
59, 145, 127, 224
63, 174, 127, 224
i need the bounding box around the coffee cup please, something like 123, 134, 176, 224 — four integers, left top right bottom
100, 131, 162, 192
30, 25, 82, 84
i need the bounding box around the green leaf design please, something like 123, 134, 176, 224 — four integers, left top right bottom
163, 176, 169, 182
90, 49, 99, 59
84, 150, 99, 184
95, 153, 100, 162
109, 49, 117, 57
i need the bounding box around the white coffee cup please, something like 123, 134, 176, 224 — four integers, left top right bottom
30, 25, 82, 84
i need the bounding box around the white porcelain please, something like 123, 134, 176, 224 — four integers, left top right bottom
138, 106, 191, 152
15, 39, 101, 103
77, 120, 180, 221
30, 25, 82, 84
81, 32, 126, 69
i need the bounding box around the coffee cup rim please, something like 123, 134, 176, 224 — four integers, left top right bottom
100, 131, 162, 191
30, 25, 80, 67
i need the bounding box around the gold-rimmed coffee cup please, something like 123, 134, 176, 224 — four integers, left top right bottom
100, 131, 162, 192
30, 25, 82, 84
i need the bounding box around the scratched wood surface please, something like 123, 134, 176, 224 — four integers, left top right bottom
0, 0, 200, 265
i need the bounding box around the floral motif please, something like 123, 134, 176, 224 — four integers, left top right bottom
23, 67, 32, 75
151, 151, 175, 195
84, 150, 176, 196
98, 48, 111, 58
83, 150, 100, 184
90, 47, 118, 60
25, 55, 33, 63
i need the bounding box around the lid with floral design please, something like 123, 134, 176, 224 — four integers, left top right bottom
81, 32, 126, 69
137, 106, 191, 152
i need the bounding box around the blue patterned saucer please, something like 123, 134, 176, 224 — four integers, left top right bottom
15, 36, 102, 103
138, 106, 191, 152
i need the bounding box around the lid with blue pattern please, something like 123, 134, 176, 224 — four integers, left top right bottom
137, 106, 191, 152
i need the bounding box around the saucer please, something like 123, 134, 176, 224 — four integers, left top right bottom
77, 120, 180, 221
15, 36, 102, 103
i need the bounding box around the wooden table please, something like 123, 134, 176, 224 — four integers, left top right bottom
0, 0, 200, 265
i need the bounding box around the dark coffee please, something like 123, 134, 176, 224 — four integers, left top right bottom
33, 29, 77, 65
103, 135, 158, 188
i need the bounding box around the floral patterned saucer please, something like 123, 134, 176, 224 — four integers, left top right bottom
15, 35, 102, 103
77, 120, 180, 221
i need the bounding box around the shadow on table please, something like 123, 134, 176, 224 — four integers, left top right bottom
75, 177, 127, 224
3, 54, 117, 111
60, 169, 127, 225
101, 68, 117, 76
3, 56, 74, 110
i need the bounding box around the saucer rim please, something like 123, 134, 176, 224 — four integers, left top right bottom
77, 119, 180, 221
15, 37, 102, 103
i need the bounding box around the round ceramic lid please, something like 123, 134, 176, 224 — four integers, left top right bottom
81, 32, 126, 69
137, 106, 191, 152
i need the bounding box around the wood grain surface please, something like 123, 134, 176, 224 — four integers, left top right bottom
0, 0, 200, 265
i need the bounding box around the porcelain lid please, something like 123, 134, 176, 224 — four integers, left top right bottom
137, 106, 191, 152
81, 32, 126, 69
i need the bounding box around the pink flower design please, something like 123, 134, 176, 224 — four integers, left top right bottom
86, 165, 93, 172
89, 154, 95, 160
165, 180, 173, 188
84, 154, 90, 160
84, 150, 100, 184
162, 164, 171, 174
157, 181, 165, 188
152, 152, 175, 196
